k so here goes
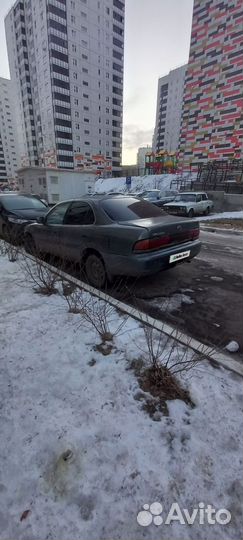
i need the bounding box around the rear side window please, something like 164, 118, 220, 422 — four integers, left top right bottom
101, 197, 165, 221
65, 201, 94, 225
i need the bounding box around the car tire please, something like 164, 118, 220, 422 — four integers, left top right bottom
24, 234, 36, 255
85, 252, 107, 288
204, 206, 210, 215
188, 209, 194, 218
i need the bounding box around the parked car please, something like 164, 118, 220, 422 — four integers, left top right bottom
153, 190, 178, 208
0, 194, 48, 242
24, 195, 201, 288
134, 189, 161, 201
164, 192, 213, 217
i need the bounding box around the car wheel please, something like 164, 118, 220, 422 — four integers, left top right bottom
24, 234, 36, 255
85, 253, 107, 288
188, 209, 194, 218
205, 206, 210, 215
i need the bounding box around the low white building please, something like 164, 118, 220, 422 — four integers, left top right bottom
0, 77, 20, 182
17, 167, 96, 205
153, 65, 187, 153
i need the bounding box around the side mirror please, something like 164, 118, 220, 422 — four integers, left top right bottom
37, 216, 46, 224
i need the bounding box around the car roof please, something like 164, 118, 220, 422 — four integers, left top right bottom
51, 194, 140, 206
179, 191, 206, 195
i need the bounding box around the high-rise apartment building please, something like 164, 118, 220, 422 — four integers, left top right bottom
153, 65, 187, 154
179, 0, 243, 170
0, 77, 20, 182
5, 0, 124, 176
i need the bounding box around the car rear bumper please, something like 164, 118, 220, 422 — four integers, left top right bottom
104, 240, 201, 278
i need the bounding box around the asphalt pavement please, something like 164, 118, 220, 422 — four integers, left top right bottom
114, 229, 243, 360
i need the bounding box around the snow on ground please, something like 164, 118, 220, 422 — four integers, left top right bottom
95, 173, 197, 194
0, 255, 243, 540
149, 293, 195, 314
198, 211, 243, 222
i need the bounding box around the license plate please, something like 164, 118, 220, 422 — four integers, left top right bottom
169, 250, 190, 263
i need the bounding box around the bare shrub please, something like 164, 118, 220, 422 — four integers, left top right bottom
79, 291, 128, 354
60, 279, 90, 314
133, 320, 212, 413
18, 248, 59, 295
0, 238, 20, 262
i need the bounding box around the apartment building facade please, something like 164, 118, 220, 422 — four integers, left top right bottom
5, 0, 125, 176
0, 77, 20, 182
153, 65, 187, 154
179, 0, 243, 171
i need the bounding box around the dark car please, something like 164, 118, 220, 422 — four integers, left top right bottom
0, 194, 48, 242
24, 195, 201, 288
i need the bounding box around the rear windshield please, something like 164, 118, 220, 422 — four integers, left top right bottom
101, 197, 165, 221
1, 195, 46, 211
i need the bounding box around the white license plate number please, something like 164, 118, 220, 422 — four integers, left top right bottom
169, 250, 190, 263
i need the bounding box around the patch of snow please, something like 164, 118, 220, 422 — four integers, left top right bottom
226, 341, 240, 353
199, 211, 243, 221
150, 293, 195, 313
210, 276, 224, 282
95, 173, 197, 194
0, 255, 242, 540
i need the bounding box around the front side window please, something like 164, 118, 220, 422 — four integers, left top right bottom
46, 202, 70, 225
65, 202, 94, 225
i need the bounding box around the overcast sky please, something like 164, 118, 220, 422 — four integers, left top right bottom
0, 0, 194, 164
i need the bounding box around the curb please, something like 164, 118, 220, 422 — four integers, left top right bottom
201, 225, 243, 236
28, 254, 243, 378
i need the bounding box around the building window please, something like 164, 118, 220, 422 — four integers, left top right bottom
50, 176, 58, 184
73, 72, 77, 79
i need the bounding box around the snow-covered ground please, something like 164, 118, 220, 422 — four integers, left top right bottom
0, 255, 243, 540
198, 210, 243, 222
95, 173, 197, 194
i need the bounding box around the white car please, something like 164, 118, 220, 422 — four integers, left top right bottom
164, 192, 213, 218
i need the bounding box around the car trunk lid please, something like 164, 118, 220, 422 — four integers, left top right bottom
118, 216, 200, 252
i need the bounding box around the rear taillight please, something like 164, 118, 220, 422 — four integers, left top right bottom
133, 235, 171, 252
191, 227, 200, 240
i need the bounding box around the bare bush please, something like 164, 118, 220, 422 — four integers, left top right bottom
133, 319, 213, 411
78, 291, 128, 354
60, 279, 90, 314
18, 248, 60, 295
0, 238, 20, 262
